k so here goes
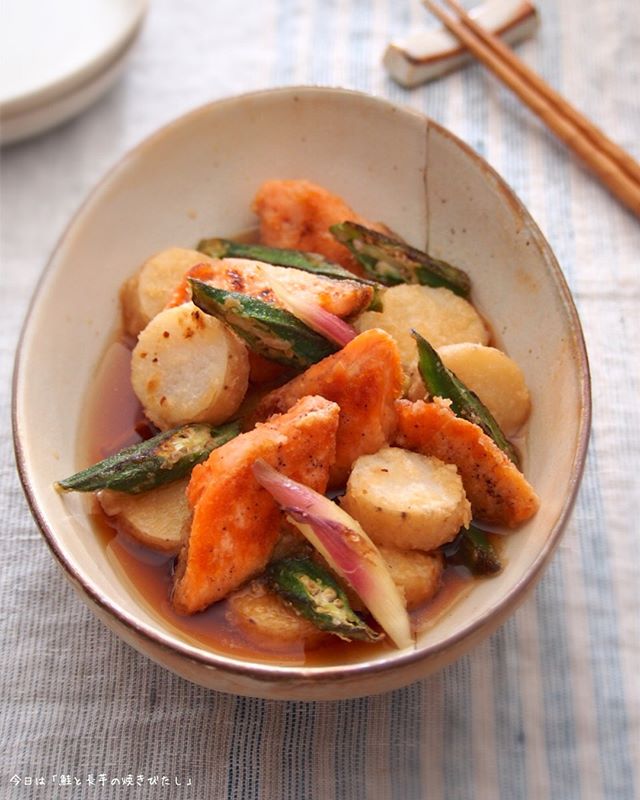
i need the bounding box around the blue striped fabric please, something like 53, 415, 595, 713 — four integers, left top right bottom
1, 1, 638, 799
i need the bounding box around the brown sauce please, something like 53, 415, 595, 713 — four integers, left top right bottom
80, 334, 501, 666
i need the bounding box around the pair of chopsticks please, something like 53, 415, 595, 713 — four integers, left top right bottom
423, 0, 640, 217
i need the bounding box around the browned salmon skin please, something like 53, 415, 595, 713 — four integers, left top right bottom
172, 395, 339, 614
251, 329, 403, 486
394, 398, 539, 527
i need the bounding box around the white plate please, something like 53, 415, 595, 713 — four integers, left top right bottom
0, 0, 147, 144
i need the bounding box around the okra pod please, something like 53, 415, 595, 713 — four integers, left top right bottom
197, 237, 378, 287
330, 221, 471, 297
413, 330, 519, 465
189, 279, 337, 369
56, 421, 240, 494
267, 557, 382, 642
443, 524, 502, 575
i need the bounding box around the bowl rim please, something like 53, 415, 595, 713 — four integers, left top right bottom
12, 85, 592, 688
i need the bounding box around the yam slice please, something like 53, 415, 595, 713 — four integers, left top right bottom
227, 581, 328, 649
98, 478, 190, 553
121, 248, 216, 337
340, 447, 470, 551
380, 547, 444, 611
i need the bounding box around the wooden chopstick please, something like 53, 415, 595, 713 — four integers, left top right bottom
442, 0, 640, 186
422, 0, 640, 217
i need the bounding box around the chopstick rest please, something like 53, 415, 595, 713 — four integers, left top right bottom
383, 0, 538, 88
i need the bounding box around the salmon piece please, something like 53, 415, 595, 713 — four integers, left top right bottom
166, 262, 215, 308
172, 395, 339, 614
247, 351, 289, 385
394, 398, 539, 527
166, 257, 373, 318
251, 329, 404, 486
253, 179, 385, 277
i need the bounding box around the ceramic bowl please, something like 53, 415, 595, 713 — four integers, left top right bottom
13, 86, 590, 700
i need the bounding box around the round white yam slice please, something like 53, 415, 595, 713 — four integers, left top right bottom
131, 302, 249, 430
379, 546, 443, 610
340, 446, 471, 551
98, 478, 190, 552
122, 248, 215, 337
227, 581, 327, 649
355, 284, 488, 368
438, 343, 531, 435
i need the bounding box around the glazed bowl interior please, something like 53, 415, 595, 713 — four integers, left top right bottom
14, 87, 590, 699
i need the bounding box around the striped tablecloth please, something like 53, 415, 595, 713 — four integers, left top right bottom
1, 1, 638, 797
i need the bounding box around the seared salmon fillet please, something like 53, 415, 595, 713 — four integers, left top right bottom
172, 395, 340, 614
167, 257, 373, 318
394, 398, 539, 527
253, 179, 383, 277
251, 329, 403, 486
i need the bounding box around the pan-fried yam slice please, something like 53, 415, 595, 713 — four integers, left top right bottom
251, 329, 404, 486
379, 546, 444, 610
131, 302, 249, 431
340, 447, 471, 551
121, 248, 216, 337
172, 395, 340, 614
167, 257, 373, 318
252, 179, 384, 276
394, 399, 539, 527
226, 581, 328, 649
98, 479, 191, 552
355, 284, 489, 369
437, 343, 531, 436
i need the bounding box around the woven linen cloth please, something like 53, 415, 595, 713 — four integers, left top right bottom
1, 1, 638, 798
